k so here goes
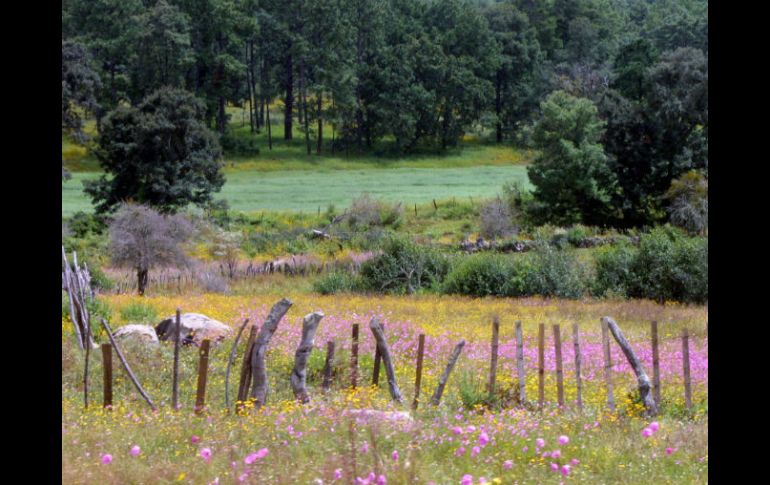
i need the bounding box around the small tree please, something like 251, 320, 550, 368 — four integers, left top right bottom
109, 204, 194, 295
85, 87, 225, 214
664, 170, 708, 235
479, 198, 516, 240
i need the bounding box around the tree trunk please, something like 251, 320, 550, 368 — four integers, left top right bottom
316, 93, 323, 156
495, 69, 503, 143
290, 312, 325, 403
247, 44, 255, 134
137, 268, 149, 296
602, 317, 658, 416
300, 60, 311, 155
266, 97, 273, 150
250, 299, 293, 408
284, 52, 294, 140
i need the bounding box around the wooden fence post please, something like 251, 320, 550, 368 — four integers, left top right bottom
412, 334, 425, 410
195, 340, 211, 414
683, 328, 692, 410
573, 323, 583, 411
372, 323, 385, 386
225, 319, 251, 409
369, 318, 403, 402
250, 299, 293, 409
430, 340, 466, 406
601, 318, 615, 412
102, 343, 112, 409
488, 316, 500, 396
515, 321, 526, 405
236, 325, 258, 410
553, 324, 564, 408
651, 320, 661, 406
351, 324, 359, 389
322, 341, 336, 395
291, 312, 325, 404
603, 317, 657, 416
101, 319, 156, 411
172, 308, 181, 410
538, 323, 545, 410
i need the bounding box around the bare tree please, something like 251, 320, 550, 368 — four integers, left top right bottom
479, 198, 516, 240
109, 203, 194, 295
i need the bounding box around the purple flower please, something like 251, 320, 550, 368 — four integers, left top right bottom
478, 432, 489, 447
130, 445, 141, 457
391, 450, 399, 461
642, 428, 653, 437
560, 465, 571, 476
503, 460, 513, 470
200, 448, 212, 462
101, 454, 113, 465
536, 438, 545, 448
471, 446, 481, 457
461, 474, 473, 485
334, 469, 343, 480
558, 435, 569, 446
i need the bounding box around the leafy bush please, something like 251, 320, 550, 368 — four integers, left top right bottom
68, 211, 107, 237
522, 244, 586, 298
347, 193, 403, 230
220, 132, 260, 156
360, 237, 450, 294
593, 243, 638, 298
664, 171, 708, 235
443, 253, 530, 297
313, 271, 364, 295
567, 225, 590, 246
119, 302, 158, 324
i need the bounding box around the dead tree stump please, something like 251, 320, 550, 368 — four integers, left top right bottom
250, 299, 293, 409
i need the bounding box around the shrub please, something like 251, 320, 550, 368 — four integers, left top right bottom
522, 244, 586, 298
68, 211, 107, 237
593, 243, 638, 298
198, 272, 229, 294
313, 271, 364, 295
443, 253, 530, 297
567, 225, 590, 246
664, 171, 708, 235
360, 237, 450, 294
347, 193, 403, 230
479, 199, 516, 239
120, 302, 158, 324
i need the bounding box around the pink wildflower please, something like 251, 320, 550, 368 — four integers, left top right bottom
642, 428, 653, 437
479, 431, 489, 446
255, 448, 269, 459
552, 450, 561, 459
558, 435, 569, 445
191, 435, 201, 444
570, 458, 580, 466
452, 426, 463, 435
503, 460, 513, 470
200, 448, 212, 462
666, 447, 675, 455
377, 475, 387, 485
334, 469, 343, 480
455, 446, 466, 457
561, 465, 571, 476
392, 450, 399, 461
101, 454, 113, 465
130, 445, 141, 457
649, 422, 660, 432
461, 474, 473, 485
536, 438, 545, 448
550, 463, 559, 471
471, 446, 481, 457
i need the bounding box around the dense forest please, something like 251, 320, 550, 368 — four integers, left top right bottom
63, 0, 707, 228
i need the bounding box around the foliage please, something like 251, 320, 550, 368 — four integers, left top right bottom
84, 87, 224, 214
664, 171, 708, 235
479, 199, 516, 240
522, 243, 587, 298
346, 194, 404, 231
592, 242, 638, 298
443, 253, 529, 297
313, 271, 365, 295
359, 237, 450, 294
119, 302, 158, 324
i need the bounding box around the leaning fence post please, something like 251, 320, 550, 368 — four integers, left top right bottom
651, 321, 661, 406
101, 319, 156, 411
351, 324, 359, 389
572, 323, 583, 411
172, 308, 181, 410
515, 321, 526, 405
603, 317, 657, 416
195, 340, 211, 414
682, 328, 692, 410
236, 325, 259, 410
412, 334, 426, 410
225, 319, 250, 409
102, 343, 113, 409
372, 323, 385, 386
322, 341, 336, 395
488, 316, 500, 396
538, 323, 545, 410
553, 324, 564, 408
430, 340, 466, 406
369, 318, 403, 402
601, 318, 616, 412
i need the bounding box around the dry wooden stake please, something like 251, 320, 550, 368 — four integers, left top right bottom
236, 325, 258, 407
573, 323, 583, 411
515, 321, 526, 404
101, 319, 156, 411
225, 318, 250, 409
603, 317, 657, 416
250, 299, 293, 409
369, 318, 403, 402
538, 323, 545, 410
291, 312, 325, 403
553, 324, 564, 407
83, 322, 91, 409
102, 343, 112, 409
172, 308, 181, 410
601, 318, 616, 412
351, 323, 359, 389
430, 340, 466, 406
322, 341, 336, 394
488, 316, 500, 396
651, 320, 661, 405
412, 334, 426, 410
682, 327, 692, 410
195, 340, 211, 414
372, 323, 385, 386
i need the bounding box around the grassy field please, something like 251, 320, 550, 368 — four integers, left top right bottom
62, 294, 707, 484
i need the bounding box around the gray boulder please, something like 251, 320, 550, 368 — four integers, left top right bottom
113, 324, 159, 345
155, 313, 232, 345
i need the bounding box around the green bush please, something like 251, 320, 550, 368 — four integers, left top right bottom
567, 225, 590, 246
630, 227, 707, 303
593, 243, 638, 298
521, 244, 586, 298
359, 237, 450, 294
120, 302, 158, 324
443, 253, 530, 297
313, 271, 364, 295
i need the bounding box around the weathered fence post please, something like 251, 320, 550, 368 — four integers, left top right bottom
651, 321, 661, 405
515, 321, 526, 404
573, 323, 583, 411
682, 328, 692, 410
172, 308, 182, 410
291, 312, 325, 403
225, 319, 251, 409
250, 299, 293, 409
351, 324, 359, 389
372, 323, 385, 386
538, 323, 545, 410
102, 343, 112, 409
236, 325, 259, 410
369, 318, 403, 403
488, 316, 500, 396
601, 318, 616, 412
430, 340, 466, 406
412, 334, 425, 410
101, 319, 156, 411
603, 317, 657, 416
322, 341, 336, 395
195, 340, 211, 414
553, 324, 564, 408
83, 323, 91, 409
